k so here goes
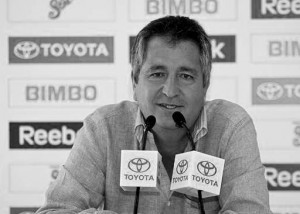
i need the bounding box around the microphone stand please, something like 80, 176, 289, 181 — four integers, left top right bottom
172, 112, 205, 214
133, 128, 148, 214
133, 116, 155, 214
181, 123, 205, 214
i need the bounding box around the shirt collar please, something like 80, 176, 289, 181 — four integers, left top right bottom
192, 104, 208, 142
134, 108, 146, 148
134, 105, 208, 146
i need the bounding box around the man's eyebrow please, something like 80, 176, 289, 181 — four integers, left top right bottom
147, 65, 167, 72
178, 66, 199, 75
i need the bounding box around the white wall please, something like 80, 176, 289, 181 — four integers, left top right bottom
1, 0, 300, 213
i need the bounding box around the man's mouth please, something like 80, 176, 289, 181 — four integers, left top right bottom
158, 103, 182, 109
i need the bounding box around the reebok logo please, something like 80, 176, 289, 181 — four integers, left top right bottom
252, 0, 300, 19
264, 164, 300, 191
129, 35, 236, 63
9, 122, 82, 149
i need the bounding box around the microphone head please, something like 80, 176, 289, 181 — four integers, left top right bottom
172, 111, 186, 128
145, 115, 156, 130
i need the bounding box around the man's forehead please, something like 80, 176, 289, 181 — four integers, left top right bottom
147, 36, 198, 49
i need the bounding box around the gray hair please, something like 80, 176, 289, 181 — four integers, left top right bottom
130, 15, 212, 89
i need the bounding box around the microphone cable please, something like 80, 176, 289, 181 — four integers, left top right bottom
172, 111, 205, 214
133, 115, 156, 214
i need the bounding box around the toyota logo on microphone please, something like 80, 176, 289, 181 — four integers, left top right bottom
128, 158, 151, 173
14, 41, 40, 59
197, 161, 217, 177
176, 159, 188, 174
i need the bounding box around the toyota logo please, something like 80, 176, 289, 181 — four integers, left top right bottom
257, 82, 283, 101
128, 158, 151, 173
176, 159, 188, 175
14, 41, 40, 59
197, 161, 217, 177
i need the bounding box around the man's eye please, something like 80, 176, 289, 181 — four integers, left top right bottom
180, 73, 194, 80
149, 72, 165, 78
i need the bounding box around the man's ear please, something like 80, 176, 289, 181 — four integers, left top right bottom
133, 90, 137, 101
132, 84, 137, 101
131, 72, 138, 101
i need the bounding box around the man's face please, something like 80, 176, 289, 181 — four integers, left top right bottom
133, 36, 207, 131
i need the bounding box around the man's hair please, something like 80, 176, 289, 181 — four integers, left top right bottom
130, 15, 212, 88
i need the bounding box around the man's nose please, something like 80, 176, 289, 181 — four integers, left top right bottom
162, 76, 179, 98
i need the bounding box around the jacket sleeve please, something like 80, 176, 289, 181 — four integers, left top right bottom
218, 115, 273, 214
36, 115, 117, 214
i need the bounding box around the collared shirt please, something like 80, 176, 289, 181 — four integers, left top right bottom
36, 100, 273, 214
134, 105, 208, 149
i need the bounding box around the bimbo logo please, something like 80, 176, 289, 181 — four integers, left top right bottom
25, 85, 97, 102
251, 34, 300, 63
129, 0, 237, 21
9, 78, 116, 108
257, 82, 284, 100
176, 159, 188, 174
197, 161, 217, 177
128, 158, 151, 173
146, 0, 219, 15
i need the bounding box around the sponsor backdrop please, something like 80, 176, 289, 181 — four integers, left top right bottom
0, 0, 299, 213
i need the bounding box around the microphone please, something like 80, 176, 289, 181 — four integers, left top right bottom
171, 112, 224, 214
172, 111, 195, 150
119, 115, 160, 214
145, 115, 156, 130
141, 115, 156, 150
172, 111, 186, 127
134, 115, 156, 214
172, 111, 204, 213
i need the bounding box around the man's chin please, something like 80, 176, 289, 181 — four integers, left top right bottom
154, 121, 178, 131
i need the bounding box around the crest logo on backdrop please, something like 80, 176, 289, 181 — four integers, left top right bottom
49, 0, 73, 19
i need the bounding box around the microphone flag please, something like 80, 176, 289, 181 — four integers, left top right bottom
170, 151, 225, 197
120, 150, 161, 192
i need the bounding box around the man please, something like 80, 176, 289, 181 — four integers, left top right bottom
36, 16, 273, 214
